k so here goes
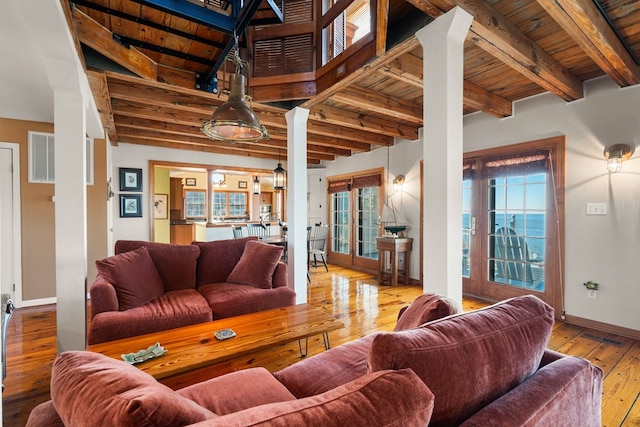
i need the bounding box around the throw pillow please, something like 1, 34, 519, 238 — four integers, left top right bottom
368, 294, 554, 427
226, 240, 283, 289
115, 240, 201, 291
393, 293, 460, 331
194, 237, 258, 286
95, 246, 164, 311
50, 351, 216, 426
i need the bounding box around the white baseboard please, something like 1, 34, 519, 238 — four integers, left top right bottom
20, 297, 56, 308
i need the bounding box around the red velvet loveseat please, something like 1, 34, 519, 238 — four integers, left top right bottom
88, 237, 296, 345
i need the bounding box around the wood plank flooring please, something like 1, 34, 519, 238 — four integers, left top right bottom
3, 264, 640, 426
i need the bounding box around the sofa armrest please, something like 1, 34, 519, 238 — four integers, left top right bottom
460, 356, 603, 427
89, 275, 119, 318
539, 348, 565, 368
272, 262, 288, 288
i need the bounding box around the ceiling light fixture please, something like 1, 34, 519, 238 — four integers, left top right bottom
604, 144, 632, 173
273, 150, 286, 191
201, 33, 269, 143
252, 176, 261, 194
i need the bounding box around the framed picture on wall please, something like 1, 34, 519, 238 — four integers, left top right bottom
238, 181, 247, 189
154, 194, 168, 219
185, 178, 197, 186
120, 194, 142, 217
119, 168, 142, 191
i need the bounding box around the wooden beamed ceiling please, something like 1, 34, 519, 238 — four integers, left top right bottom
71, 0, 640, 163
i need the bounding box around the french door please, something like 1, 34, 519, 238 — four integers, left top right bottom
462, 137, 565, 314
328, 170, 383, 271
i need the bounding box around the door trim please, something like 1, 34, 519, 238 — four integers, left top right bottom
0, 142, 23, 307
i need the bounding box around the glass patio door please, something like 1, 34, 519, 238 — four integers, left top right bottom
462, 138, 565, 314
328, 171, 383, 271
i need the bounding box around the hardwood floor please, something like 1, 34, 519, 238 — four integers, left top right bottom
3, 264, 640, 426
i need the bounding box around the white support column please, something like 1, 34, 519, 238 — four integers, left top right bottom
49, 59, 89, 352
285, 107, 309, 304
416, 7, 472, 306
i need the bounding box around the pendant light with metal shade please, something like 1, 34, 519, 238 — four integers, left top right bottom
201, 34, 269, 143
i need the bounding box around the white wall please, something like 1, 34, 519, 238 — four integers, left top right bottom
326, 141, 424, 280
110, 143, 281, 244
464, 76, 640, 332
325, 76, 640, 332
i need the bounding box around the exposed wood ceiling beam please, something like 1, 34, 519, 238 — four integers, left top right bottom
86, 70, 118, 144
302, 35, 423, 108
72, 7, 157, 80
462, 80, 512, 118
537, 0, 640, 87
408, 0, 584, 101
73, 0, 226, 49
308, 104, 419, 140
116, 129, 328, 162
378, 64, 512, 118
331, 86, 423, 125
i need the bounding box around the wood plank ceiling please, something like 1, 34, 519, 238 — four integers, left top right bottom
68, 0, 640, 164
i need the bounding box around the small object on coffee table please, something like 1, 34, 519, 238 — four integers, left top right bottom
214, 328, 237, 340
121, 342, 167, 364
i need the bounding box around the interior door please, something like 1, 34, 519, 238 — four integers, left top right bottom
0, 145, 18, 303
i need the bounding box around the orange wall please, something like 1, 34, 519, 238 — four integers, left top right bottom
0, 118, 108, 302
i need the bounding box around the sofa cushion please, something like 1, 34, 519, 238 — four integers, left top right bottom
95, 246, 164, 311
367, 295, 554, 427
226, 240, 283, 289
274, 332, 381, 398
115, 240, 201, 291
198, 282, 296, 319
194, 237, 258, 287
190, 369, 434, 427
87, 289, 212, 345
394, 293, 460, 331
50, 351, 216, 427
178, 367, 296, 415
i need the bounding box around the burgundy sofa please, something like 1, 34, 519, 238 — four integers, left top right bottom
27, 294, 602, 426
274, 294, 603, 427
88, 237, 296, 345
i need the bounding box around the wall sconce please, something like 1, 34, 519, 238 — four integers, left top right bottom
393, 175, 405, 191
604, 144, 632, 173
252, 176, 261, 195
106, 178, 114, 201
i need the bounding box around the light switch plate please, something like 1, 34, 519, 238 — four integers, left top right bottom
586, 203, 608, 215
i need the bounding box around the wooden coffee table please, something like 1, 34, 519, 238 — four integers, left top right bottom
86, 304, 344, 389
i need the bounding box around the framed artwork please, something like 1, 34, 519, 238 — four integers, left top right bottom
120, 194, 142, 217
119, 168, 142, 191
238, 181, 248, 189
185, 177, 197, 186
154, 194, 168, 219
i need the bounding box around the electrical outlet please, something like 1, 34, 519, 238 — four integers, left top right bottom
587, 289, 597, 299
586, 203, 608, 215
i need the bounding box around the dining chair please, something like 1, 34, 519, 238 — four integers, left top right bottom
231, 226, 244, 239
246, 223, 270, 238
309, 224, 329, 272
